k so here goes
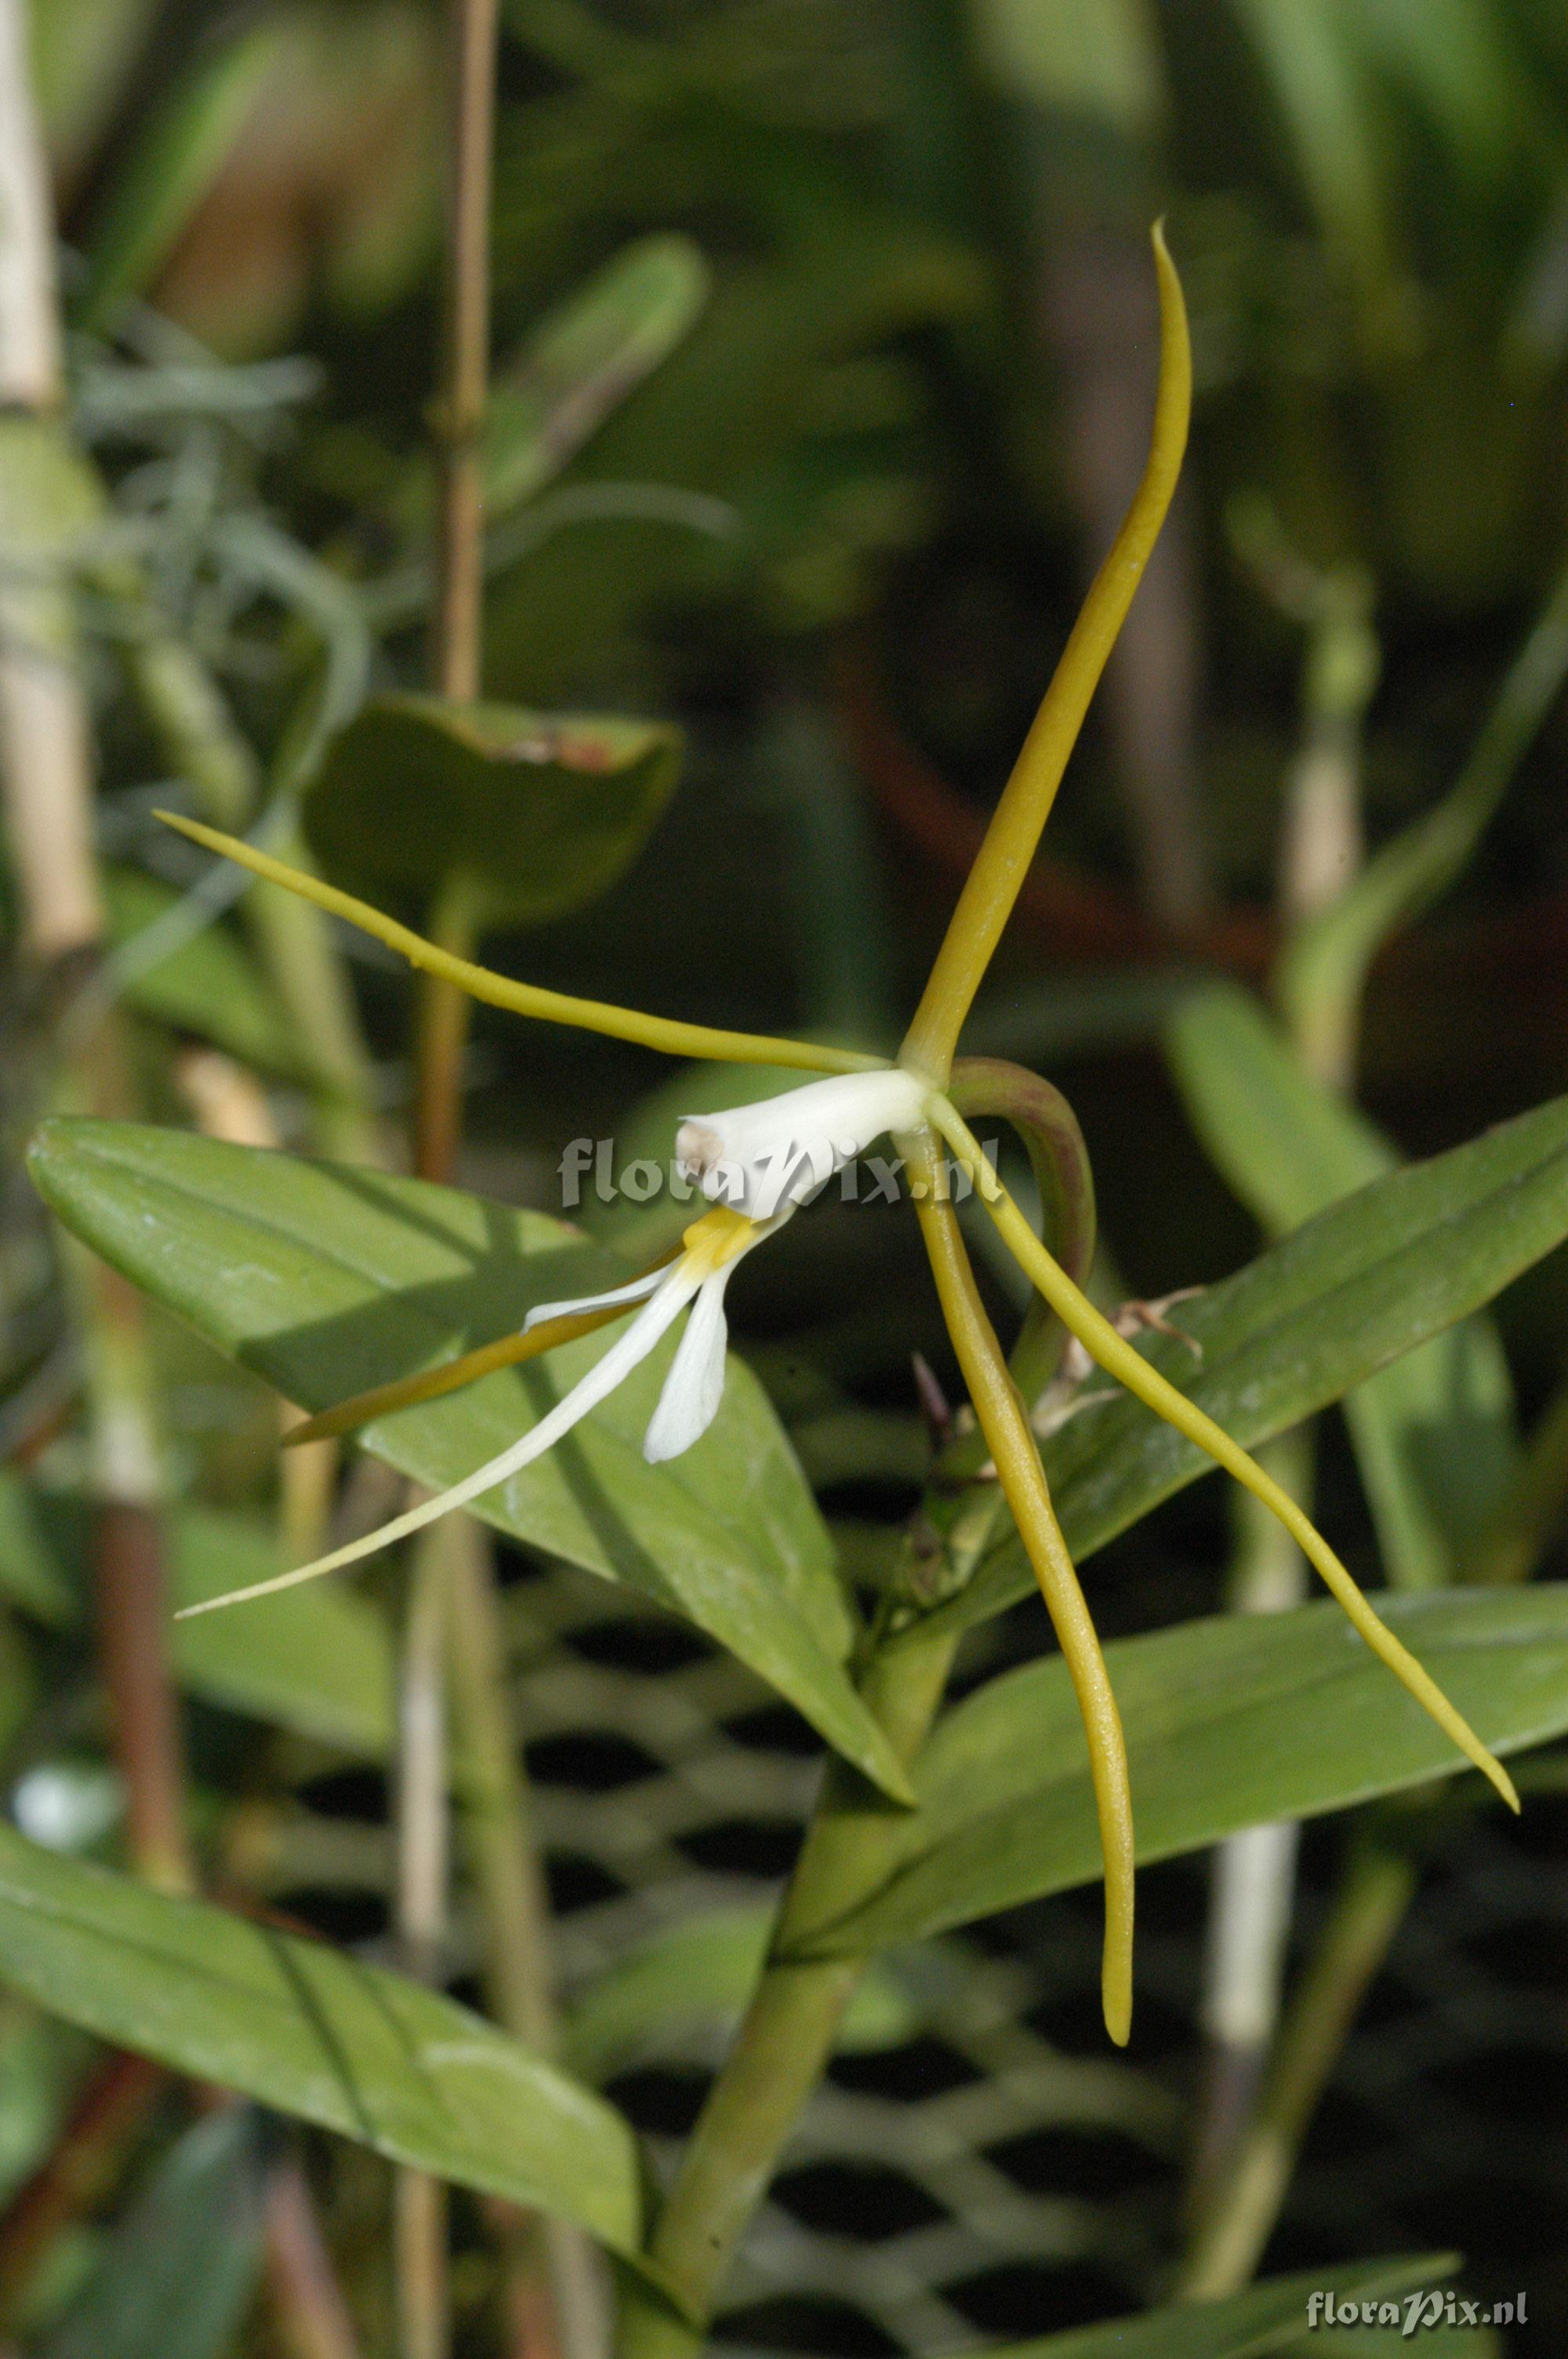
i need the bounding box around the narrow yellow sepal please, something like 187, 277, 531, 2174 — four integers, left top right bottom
154, 811, 883, 1077
902, 224, 1191, 1085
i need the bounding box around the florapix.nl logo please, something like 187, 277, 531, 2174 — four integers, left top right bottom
1305, 2288, 1527, 2336
556, 1136, 1004, 1212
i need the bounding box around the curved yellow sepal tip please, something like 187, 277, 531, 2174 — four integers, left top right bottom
1103, 1972, 1132, 2048
901, 223, 1190, 1081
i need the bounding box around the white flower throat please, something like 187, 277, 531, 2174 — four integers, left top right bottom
676, 1067, 929, 1220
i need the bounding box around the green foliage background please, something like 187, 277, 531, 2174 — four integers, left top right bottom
5, 2, 1568, 2354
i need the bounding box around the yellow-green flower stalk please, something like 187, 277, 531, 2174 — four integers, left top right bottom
152, 226, 1515, 2048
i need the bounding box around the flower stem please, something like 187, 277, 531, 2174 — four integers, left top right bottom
900, 226, 1189, 1085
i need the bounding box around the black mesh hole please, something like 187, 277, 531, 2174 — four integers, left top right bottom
717, 2294, 899, 2358
568, 1619, 710, 1673
941, 2259, 1127, 2335
829, 2035, 982, 2101
544, 1853, 626, 1914
771, 2161, 946, 2243
525, 1732, 663, 1790
677, 1818, 801, 1877
602, 2066, 711, 2139
985, 2125, 1167, 2199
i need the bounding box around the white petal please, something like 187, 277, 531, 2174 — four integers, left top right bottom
522, 1267, 666, 1332
676, 1067, 928, 1219
176, 1270, 701, 1617
643, 1270, 732, 1463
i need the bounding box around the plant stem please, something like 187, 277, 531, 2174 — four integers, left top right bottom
1190, 549, 1373, 2223
390, 0, 501, 2334
0, 31, 361, 2343
111, 606, 382, 1159
447, 1518, 609, 2359
435, 0, 498, 707
394, 1518, 453, 2359
1187, 1433, 1311, 2227
263, 2158, 367, 2359
1176, 1848, 1417, 2299
618, 1622, 958, 2359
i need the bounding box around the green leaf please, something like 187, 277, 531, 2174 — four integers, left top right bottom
485, 214, 984, 702
40, 2109, 267, 2359
564, 1908, 919, 2083
1166, 983, 1519, 1586
789, 1588, 1568, 1957
487, 236, 711, 516
926, 1085, 1568, 1637
103, 867, 303, 1078
27, 1122, 911, 1801
0, 1825, 644, 2251
982, 2254, 1455, 2358
1230, 0, 1396, 314
303, 693, 682, 932
75, 22, 284, 332
0, 1477, 394, 1760
0, 1477, 79, 1625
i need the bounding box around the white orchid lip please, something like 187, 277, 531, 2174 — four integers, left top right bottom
676, 1067, 930, 1220
174, 1204, 781, 1617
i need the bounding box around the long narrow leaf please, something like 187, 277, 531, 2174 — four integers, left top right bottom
0, 1826, 643, 2251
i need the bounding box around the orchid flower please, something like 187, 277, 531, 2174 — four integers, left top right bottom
157, 229, 1516, 2048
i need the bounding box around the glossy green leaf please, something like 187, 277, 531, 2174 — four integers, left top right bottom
1166, 982, 1519, 1586
0, 1824, 643, 2250
40, 2109, 267, 2359
564, 1908, 919, 2083
0, 1477, 394, 1760
927, 1085, 1568, 1637
984, 2254, 1455, 2358
487, 235, 711, 516
27, 1121, 909, 1800
792, 1588, 1568, 1956
303, 692, 681, 931
103, 867, 303, 1078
